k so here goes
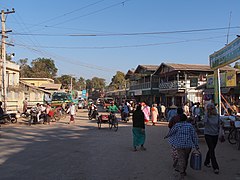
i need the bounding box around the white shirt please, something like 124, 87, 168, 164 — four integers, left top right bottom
67, 105, 76, 115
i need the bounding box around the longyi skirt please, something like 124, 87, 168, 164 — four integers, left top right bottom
132, 127, 146, 147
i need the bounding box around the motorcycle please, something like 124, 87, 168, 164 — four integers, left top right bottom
20, 109, 30, 118
29, 108, 45, 125
0, 113, 17, 124
88, 109, 99, 120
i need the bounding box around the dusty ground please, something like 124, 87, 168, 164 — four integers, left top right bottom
0, 109, 239, 180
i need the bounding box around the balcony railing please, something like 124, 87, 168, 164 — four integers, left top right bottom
129, 81, 186, 91
129, 82, 160, 90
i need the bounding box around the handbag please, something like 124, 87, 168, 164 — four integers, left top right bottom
190, 149, 202, 170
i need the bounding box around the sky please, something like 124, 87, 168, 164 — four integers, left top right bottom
1, 0, 240, 84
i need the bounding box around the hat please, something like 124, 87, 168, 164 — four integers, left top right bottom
169, 104, 177, 109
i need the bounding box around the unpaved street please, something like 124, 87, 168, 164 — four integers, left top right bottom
0, 109, 239, 180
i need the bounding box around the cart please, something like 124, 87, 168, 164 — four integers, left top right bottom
97, 113, 118, 131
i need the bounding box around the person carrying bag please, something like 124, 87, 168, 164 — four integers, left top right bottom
165, 114, 199, 179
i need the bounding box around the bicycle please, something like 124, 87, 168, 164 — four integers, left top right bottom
227, 120, 240, 150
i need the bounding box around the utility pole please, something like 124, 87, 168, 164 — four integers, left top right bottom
1, 8, 15, 112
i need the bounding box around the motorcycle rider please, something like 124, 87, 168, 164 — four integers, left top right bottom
88, 103, 97, 119
30, 103, 42, 124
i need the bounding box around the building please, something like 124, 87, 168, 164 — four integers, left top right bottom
0, 61, 20, 111
127, 65, 159, 105
125, 62, 238, 107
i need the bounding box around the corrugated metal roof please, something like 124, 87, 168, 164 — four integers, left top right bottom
165, 63, 238, 71
39, 83, 62, 90
134, 65, 159, 73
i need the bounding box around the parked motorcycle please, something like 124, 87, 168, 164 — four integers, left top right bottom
0, 113, 17, 124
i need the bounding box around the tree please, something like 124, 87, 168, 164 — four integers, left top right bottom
56, 75, 72, 90
76, 77, 86, 90
91, 77, 106, 90
18, 58, 33, 78
110, 71, 126, 90
18, 57, 58, 78
31, 58, 58, 78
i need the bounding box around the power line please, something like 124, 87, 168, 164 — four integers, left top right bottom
14, 42, 116, 72
12, 34, 232, 50
10, 26, 240, 37
27, 0, 106, 31
46, 0, 132, 27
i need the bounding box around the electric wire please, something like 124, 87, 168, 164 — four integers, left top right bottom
10, 34, 235, 50
48, 0, 132, 27
10, 26, 240, 37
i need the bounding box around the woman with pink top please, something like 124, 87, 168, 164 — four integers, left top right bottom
141, 102, 150, 124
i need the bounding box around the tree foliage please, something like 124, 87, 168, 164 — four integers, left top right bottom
86, 77, 105, 92
17, 57, 108, 94
19, 58, 33, 78
19, 57, 58, 79
56, 75, 72, 89
31, 58, 58, 78
110, 71, 126, 90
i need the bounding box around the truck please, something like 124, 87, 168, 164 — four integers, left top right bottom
50, 92, 78, 109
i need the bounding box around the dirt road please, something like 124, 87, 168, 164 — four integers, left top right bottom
0, 109, 239, 180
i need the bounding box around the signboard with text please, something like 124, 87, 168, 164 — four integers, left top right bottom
209, 37, 240, 69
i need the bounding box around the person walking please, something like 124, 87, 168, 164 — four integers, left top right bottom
67, 102, 76, 124
132, 104, 146, 152
183, 102, 190, 117
45, 103, 52, 125
141, 102, 150, 125
203, 103, 221, 174
165, 114, 199, 179
23, 98, 28, 114
161, 104, 166, 120
168, 107, 184, 168
151, 103, 159, 126
167, 104, 178, 122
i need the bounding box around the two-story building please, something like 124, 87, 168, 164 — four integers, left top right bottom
0, 61, 55, 111
127, 65, 159, 105
125, 62, 237, 107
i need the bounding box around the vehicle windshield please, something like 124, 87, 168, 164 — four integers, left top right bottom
52, 92, 71, 101
104, 97, 113, 104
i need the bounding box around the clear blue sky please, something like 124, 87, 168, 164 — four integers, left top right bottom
2, 0, 240, 84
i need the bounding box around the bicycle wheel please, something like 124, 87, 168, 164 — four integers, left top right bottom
236, 130, 240, 150
228, 128, 237, 144
54, 111, 61, 121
